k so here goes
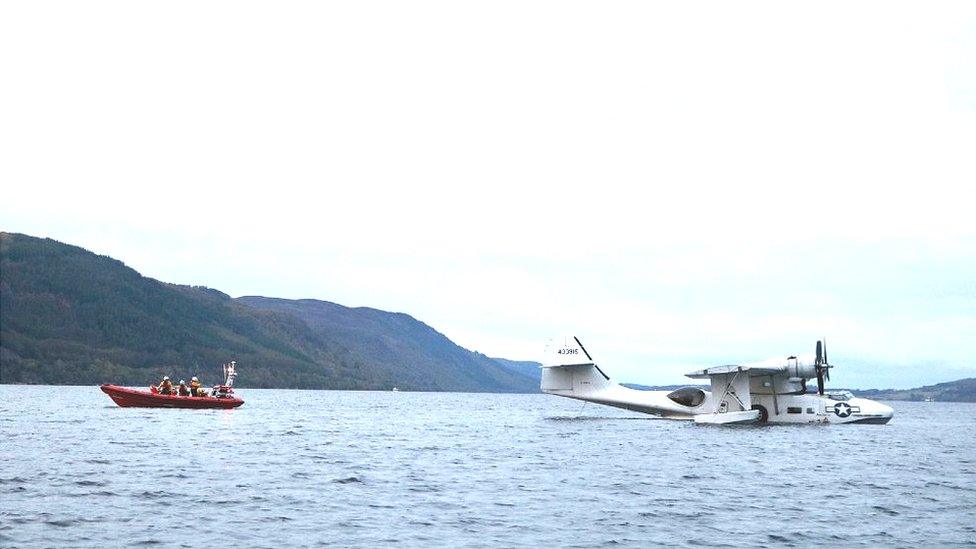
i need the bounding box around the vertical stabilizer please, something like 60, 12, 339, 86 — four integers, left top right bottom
540, 337, 614, 395
543, 336, 596, 368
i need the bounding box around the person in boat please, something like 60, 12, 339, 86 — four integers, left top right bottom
190, 376, 203, 397
158, 376, 174, 395
177, 380, 190, 396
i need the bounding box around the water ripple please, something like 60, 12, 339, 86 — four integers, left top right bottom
1, 387, 974, 547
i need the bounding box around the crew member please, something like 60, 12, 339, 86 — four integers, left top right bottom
190, 376, 202, 397
177, 380, 190, 396
158, 376, 174, 395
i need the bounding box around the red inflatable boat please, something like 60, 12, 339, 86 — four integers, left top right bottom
100, 384, 244, 408
101, 361, 244, 409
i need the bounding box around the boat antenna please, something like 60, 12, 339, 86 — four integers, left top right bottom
223, 361, 237, 387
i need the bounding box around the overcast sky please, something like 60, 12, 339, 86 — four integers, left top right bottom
2, 1, 974, 388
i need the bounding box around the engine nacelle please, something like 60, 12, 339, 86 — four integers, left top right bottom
752, 357, 816, 380
783, 358, 817, 380
666, 387, 707, 407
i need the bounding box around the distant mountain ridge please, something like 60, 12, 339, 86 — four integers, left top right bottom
490, 358, 542, 381
0, 232, 536, 392
238, 296, 536, 392
4, 231, 973, 398
852, 378, 976, 403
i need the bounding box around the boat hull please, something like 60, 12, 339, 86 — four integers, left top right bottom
100, 384, 244, 409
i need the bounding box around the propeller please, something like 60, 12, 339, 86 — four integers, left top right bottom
823, 338, 830, 382
814, 339, 833, 395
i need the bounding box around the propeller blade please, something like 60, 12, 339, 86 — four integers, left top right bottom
815, 340, 823, 365
823, 338, 828, 365
816, 369, 825, 395
825, 365, 831, 382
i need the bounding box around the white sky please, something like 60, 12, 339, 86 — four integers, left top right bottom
2, 1, 974, 388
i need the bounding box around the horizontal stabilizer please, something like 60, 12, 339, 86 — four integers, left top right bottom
540, 337, 614, 393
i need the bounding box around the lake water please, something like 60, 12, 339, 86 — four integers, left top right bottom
1, 386, 974, 548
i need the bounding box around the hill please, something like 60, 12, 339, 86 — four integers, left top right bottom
853, 378, 976, 403
492, 358, 542, 380
237, 296, 537, 392
0, 232, 535, 392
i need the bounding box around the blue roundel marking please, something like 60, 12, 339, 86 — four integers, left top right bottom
833, 402, 852, 418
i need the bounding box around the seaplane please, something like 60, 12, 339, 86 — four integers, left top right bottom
541, 337, 893, 425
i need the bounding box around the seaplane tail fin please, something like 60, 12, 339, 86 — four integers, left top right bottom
540, 337, 614, 394
543, 336, 595, 368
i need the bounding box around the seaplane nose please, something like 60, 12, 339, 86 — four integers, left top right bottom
860, 399, 894, 424
879, 402, 894, 421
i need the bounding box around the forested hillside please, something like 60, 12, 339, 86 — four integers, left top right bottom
491, 358, 542, 380
854, 378, 976, 403
0, 232, 536, 392
239, 297, 537, 392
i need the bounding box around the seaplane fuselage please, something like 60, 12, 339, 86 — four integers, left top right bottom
542, 338, 894, 425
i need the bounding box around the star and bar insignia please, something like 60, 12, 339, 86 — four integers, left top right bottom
829, 402, 860, 417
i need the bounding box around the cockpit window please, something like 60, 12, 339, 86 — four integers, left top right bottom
827, 391, 853, 401
667, 387, 706, 407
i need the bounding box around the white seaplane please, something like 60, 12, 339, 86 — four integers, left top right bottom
541, 337, 893, 425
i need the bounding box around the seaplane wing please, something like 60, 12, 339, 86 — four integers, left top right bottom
685, 364, 786, 379
540, 336, 894, 425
